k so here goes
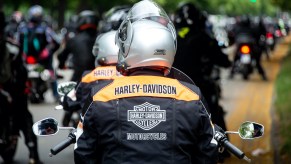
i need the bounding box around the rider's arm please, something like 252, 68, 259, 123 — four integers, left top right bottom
196, 101, 219, 164
57, 38, 72, 69
74, 102, 98, 164
206, 35, 231, 68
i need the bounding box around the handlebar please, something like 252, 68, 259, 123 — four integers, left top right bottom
222, 139, 245, 159
49, 131, 76, 156
222, 138, 251, 162
214, 126, 251, 163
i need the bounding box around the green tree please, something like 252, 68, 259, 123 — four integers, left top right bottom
1, 0, 285, 28
272, 0, 291, 11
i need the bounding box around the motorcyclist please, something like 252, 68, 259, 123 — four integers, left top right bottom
1, 12, 22, 153
229, 15, 268, 80
60, 8, 126, 127
61, 30, 121, 126
57, 15, 78, 69
57, 10, 99, 82
74, 1, 218, 163
18, 5, 59, 102
5, 11, 24, 40
173, 2, 231, 136
173, 3, 231, 161
257, 17, 270, 60
2, 8, 44, 164
74, 5, 130, 110
98, 5, 131, 33
0, 10, 18, 164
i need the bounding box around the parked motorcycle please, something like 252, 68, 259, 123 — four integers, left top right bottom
32, 117, 264, 163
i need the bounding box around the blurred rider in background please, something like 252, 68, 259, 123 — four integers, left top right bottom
57, 10, 99, 126
173, 2, 231, 134
57, 10, 99, 82
18, 5, 59, 101
173, 2, 231, 161
229, 15, 268, 81
5, 11, 25, 41
61, 30, 121, 127
98, 5, 131, 33
60, 6, 130, 127
6, 6, 51, 164
0, 9, 18, 164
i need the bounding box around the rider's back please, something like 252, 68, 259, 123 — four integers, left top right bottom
77, 76, 217, 164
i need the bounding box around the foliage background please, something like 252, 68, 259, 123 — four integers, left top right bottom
275, 46, 291, 157
0, 0, 290, 28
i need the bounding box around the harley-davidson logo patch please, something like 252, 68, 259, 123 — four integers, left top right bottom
128, 102, 166, 130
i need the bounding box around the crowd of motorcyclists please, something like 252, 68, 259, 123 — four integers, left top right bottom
0, 0, 290, 163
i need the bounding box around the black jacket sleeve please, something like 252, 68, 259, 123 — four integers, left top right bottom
74, 102, 98, 164
57, 39, 72, 68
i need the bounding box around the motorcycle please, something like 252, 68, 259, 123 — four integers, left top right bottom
233, 34, 256, 80
55, 81, 80, 128
32, 117, 264, 163
25, 55, 54, 103
265, 32, 275, 51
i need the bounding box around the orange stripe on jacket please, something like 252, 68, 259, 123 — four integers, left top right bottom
93, 76, 199, 102
81, 66, 121, 83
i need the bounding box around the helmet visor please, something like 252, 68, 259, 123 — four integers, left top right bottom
127, 0, 169, 22
116, 0, 176, 58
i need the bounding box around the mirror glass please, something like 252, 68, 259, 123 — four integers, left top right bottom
57, 81, 77, 96
32, 118, 59, 136
238, 121, 264, 139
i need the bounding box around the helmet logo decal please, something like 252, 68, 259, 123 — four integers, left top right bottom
154, 49, 166, 55
128, 102, 166, 130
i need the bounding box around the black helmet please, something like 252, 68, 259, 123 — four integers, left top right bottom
238, 15, 251, 27
174, 2, 206, 29
38, 118, 58, 135
77, 10, 99, 31
99, 5, 131, 33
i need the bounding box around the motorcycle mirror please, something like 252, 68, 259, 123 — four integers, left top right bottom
57, 81, 77, 96
32, 117, 59, 136
238, 121, 264, 139
32, 117, 75, 137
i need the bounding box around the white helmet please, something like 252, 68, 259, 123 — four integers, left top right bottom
116, 0, 177, 75
28, 5, 43, 23
92, 30, 119, 66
